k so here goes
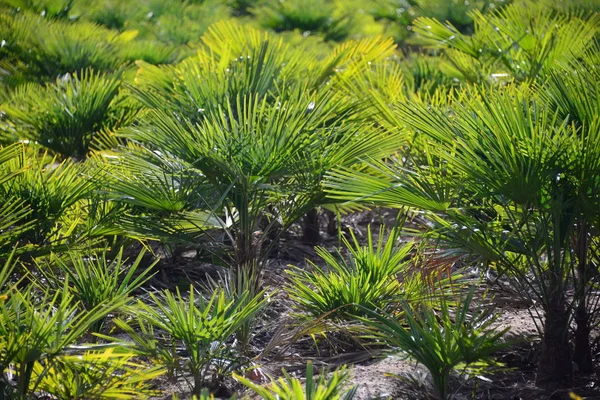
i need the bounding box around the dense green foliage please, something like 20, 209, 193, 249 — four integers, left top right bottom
0, 0, 599, 398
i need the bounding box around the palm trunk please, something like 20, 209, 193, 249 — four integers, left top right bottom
573, 302, 593, 373
193, 373, 203, 397
433, 371, 449, 400
325, 209, 337, 236
536, 277, 573, 387
573, 220, 593, 373
302, 208, 320, 245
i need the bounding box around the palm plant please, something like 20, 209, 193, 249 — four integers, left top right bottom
325, 78, 600, 386
287, 225, 425, 321
1, 69, 127, 159
37, 247, 157, 332
206, 264, 267, 354
361, 288, 510, 400
540, 50, 600, 373
252, 0, 355, 42
411, 1, 599, 83
235, 361, 358, 400
126, 286, 266, 396
120, 22, 401, 294
0, 11, 136, 81
123, 92, 394, 280
0, 145, 105, 259
0, 278, 127, 397
31, 347, 164, 399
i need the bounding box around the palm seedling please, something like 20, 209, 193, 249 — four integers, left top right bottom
1, 69, 126, 159
31, 347, 164, 399
0, 276, 127, 397
37, 246, 158, 333
124, 286, 266, 396
287, 225, 418, 321
235, 361, 358, 400
361, 288, 510, 400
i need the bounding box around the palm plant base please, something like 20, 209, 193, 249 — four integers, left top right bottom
573, 310, 594, 374
536, 311, 573, 387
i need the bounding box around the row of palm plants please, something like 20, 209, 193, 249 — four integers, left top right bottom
0, 0, 511, 53
326, 52, 600, 387
0, 0, 598, 398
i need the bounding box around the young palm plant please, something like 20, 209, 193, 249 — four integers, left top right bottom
37, 247, 157, 333
235, 361, 358, 400
0, 278, 127, 397
1, 69, 126, 159
287, 224, 445, 321
0, 146, 100, 256
361, 288, 510, 400
125, 286, 266, 396
252, 0, 355, 42
117, 21, 402, 297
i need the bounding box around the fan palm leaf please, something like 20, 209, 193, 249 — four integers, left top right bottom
1, 69, 123, 159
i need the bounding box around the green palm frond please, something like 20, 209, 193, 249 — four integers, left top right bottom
235, 361, 357, 400
411, 1, 600, 82
0, 11, 134, 80
132, 21, 317, 122
1, 69, 123, 159
32, 347, 164, 399
326, 154, 458, 213
132, 286, 266, 395
0, 147, 99, 251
